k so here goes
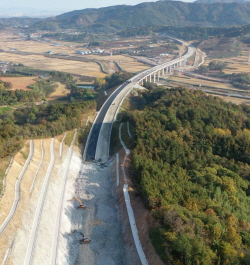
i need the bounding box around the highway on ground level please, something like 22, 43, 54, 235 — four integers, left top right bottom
0, 140, 34, 238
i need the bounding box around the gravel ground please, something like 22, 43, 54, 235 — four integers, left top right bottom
0, 141, 131, 265
70, 161, 127, 265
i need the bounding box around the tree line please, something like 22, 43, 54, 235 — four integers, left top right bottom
128, 87, 250, 264
0, 100, 96, 158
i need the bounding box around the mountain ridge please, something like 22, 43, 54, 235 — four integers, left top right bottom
31, 1, 250, 31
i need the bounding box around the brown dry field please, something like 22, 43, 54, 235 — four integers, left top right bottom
168, 75, 235, 90
216, 95, 250, 105
0, 33, 150, 76
0, 76, 37, 90
167, 76, 250, 105
0, 52, 106, 77
47, 82, 70, 101
206, 50, 250, 74
0, 33, 79, 55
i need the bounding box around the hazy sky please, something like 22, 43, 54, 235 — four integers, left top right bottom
0, 0, 160, 12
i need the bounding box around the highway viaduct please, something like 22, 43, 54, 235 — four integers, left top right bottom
85, 44, 196, 162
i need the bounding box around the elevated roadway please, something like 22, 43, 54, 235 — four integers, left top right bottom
85, 44, 196, 162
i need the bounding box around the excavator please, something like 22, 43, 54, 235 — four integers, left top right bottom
79, 232, 91, 244
68, 196, 86, 209
80, 237, 91, 244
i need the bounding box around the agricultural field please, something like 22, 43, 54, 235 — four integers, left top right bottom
204, 47, 250, 74
0, 52, 106, 77
0, 76, 37, 90
0, 32, 180, 77
167, 75, 235, 90
0, 32, 80, 55
216, 95, 250, 105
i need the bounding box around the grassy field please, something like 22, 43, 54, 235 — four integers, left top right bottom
64, 130, 75, 146
47, 82, 70, 101
0, 76, 37, 90
0, 106, 11, 114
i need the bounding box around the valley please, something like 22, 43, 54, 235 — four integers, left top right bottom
2, 1, 250, 264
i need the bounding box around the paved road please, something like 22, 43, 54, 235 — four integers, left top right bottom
0, 140, 34, 237
85, 83, 127, 160
24, 138, 55, 265
85, 45, 196, 162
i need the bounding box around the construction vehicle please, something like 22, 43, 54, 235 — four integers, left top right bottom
80, 237, 91, 244
68, 197, 86, 209
74, 197, 86, 209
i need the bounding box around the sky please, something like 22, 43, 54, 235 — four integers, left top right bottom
0, 0, 164, 17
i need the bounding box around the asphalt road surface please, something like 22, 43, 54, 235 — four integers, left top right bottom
86, 45, 196, 162
85, 84, 126, 161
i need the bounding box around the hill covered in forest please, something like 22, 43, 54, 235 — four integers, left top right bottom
129, 87, 250, 264
30, 1, 250, 32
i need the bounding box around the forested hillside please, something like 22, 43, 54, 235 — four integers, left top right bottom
0, 100, 96, 158
130, 88, 250, 264
30, 1, 250, 32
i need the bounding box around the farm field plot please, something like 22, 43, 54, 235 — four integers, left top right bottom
206, 50, 250, 74
0, 34, 78, 55
168, 75, 235, 90
0, 76, 37, 90
216, 95, 250, 105
0, 52, 106, 77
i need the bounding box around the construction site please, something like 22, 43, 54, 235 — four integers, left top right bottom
0, 127, 143, 265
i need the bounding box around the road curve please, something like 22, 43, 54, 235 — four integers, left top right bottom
50, 129, 78, 265
23, 138, 55, 265
85, 83, 128, 160
0, 140, 34, 237
86, 44, 196, 162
